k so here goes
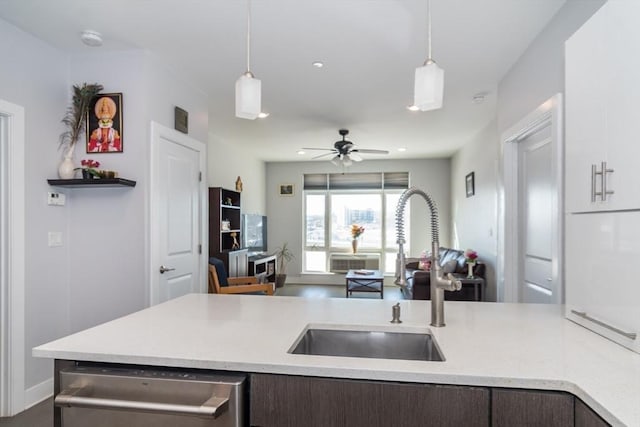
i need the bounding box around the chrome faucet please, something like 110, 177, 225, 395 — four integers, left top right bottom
394, 187, 462, 327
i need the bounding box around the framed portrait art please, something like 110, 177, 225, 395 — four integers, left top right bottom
279, 184, 294, 196
86, 93, 123, 153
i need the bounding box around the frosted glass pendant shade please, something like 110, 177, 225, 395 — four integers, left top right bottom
414, 60, 444, 111
235, 73, 261, 120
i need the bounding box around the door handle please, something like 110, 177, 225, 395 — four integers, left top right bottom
159, 265, 175, 274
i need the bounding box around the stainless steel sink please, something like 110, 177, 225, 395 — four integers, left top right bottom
288, 327, 445, 361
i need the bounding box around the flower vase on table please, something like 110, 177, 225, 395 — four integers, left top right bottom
351, 239, 358, 254
464, 249, 478, 278
467, 262, 475, 278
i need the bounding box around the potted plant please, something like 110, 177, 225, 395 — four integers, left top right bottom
273, 242, 294, 288
58, 83, 103, 179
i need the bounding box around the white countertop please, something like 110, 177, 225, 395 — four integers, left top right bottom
34, 294, 640, 426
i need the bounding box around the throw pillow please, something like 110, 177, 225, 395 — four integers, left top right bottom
418, 260, 431, 271
442, 259, 458, 274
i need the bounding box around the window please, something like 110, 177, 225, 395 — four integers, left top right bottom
303, 172, 409, 274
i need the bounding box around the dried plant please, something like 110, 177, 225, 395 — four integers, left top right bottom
59, 83, 103, 153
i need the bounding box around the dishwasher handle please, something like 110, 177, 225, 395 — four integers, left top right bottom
55, 387, 229, 418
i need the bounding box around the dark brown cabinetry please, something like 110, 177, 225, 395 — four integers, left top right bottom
492, 388, 574, 427
250, 374, 489, 427
209, 187, 246, 276
250, 374, 611, 427
575, 399, 610, 427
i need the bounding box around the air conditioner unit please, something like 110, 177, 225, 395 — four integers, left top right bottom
329, 254, 380, 273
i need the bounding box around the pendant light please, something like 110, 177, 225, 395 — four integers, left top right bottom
235, 0, 261, 120
413, 0, 444, 111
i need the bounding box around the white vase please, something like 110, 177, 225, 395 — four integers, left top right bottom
58, 146, 76, 179
467, 262, 475, 279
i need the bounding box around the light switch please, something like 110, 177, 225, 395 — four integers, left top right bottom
47, 192, 66, 206
48, 232, 62, 247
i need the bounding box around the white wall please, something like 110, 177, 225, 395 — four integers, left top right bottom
450, 121, 499, 301
0, 17, 209, 405
266, 158, 451, 285
207, 134, 266, 214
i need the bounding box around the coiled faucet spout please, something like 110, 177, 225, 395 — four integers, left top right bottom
394, 187, 462, 327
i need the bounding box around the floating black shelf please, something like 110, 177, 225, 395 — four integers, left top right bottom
47, 178, 136, 188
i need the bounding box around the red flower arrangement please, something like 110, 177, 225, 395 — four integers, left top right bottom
464, 249, 478, 264
76, 159, 101, 178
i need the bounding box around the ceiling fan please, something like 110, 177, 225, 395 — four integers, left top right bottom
304, 129, 389, 166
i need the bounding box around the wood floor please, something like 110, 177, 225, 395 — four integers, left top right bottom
0, 283, 404, 425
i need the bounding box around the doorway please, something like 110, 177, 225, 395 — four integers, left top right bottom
149, 122, 207, 306
0, 99, 26, 416
499, 94, 563, 304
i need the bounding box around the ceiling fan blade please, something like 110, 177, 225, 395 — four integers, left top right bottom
312, 151, 338, 160
302, 147, 335, 151
350, 152, 363, 162
352, 149, 389, 154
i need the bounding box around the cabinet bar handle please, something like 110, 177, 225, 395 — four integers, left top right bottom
601, 161, 614, 201
571, 310, 637, 340
591, 164, 599, 202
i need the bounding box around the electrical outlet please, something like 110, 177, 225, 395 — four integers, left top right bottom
48, 232, 63, 247
47, 192, 66, 206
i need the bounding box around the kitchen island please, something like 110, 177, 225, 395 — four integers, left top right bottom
34, 294, 640, 426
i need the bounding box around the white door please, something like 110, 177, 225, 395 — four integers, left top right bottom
150, 122, 207, 305
518, 127, 555, 303
500, 94, 562, 304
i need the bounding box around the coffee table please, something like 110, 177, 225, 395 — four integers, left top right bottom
345, 270, 384, 298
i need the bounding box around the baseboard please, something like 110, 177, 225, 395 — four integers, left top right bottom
24, 377, 53, 410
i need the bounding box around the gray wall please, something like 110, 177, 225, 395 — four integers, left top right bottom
266, 158, 451, 285
450, 121, 499, 301
1, 17, 208, 403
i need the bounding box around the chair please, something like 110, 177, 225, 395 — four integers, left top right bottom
208, 257, 275, 295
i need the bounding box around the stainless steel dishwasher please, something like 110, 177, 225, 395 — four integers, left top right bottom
54, 365, 246, 427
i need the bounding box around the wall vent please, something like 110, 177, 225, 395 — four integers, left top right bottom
329, 254, 380, 273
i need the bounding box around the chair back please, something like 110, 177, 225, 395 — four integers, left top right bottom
208, 257, 228, 294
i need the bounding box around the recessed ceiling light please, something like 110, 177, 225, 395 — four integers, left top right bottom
312, 61, 324, 68
406, 105, 420, 111
257, 112, 270, 119
297, 150, 306, 155
397, 147, 407, 152
80, 30, 103, 47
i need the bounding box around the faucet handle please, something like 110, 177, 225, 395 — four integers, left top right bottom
446, 273, 462, 291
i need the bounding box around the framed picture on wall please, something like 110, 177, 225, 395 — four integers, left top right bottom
279, 184, 294, 196
86, 93, 123, 153
465, 172, 475, 197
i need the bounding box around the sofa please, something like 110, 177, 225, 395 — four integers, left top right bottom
400, 247, 486, 301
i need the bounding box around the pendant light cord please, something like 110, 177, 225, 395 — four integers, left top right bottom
246, 0, 252, 73
427, 0, 432, 61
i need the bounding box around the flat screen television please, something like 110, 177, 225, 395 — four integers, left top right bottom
242, 214, 267, 253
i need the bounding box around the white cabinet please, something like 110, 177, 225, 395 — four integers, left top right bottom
565, 0, 640, 213
565, 211, 640, 353
565, 1, 640, 354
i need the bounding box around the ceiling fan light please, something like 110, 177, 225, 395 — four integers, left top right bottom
235, 72, 261, 120
343, 155, 353, 167
331, 155, 341, 166
414, 60, 444, 111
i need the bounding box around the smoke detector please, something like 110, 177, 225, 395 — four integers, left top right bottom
80, 30, 103, 47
